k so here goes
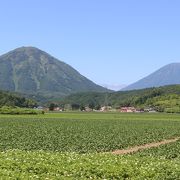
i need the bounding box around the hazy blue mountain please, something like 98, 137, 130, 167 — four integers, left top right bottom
0, 47, 109, 97
123, 63, 180, 90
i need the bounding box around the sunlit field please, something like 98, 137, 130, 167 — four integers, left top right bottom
0, 112, 180, 179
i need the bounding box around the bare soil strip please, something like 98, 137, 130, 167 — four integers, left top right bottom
112, 137, 180, 155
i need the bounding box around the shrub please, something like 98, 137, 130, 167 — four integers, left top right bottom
0, 106, 44, 115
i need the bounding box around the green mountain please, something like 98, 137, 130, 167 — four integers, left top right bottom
0, 47, 109, 97
123, 63, 180, 90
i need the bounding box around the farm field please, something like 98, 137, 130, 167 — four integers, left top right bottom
0, 112, 180, 179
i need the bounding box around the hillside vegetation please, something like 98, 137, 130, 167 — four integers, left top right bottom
60, 85, 180, 112
0, 90, 37, 108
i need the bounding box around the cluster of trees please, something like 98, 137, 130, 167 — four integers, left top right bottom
0, 91, 37, 108
0, 106, 44, 115
0, 90, 43, 114
57, 85, 180, 113
48, 101, 101, 111
147, 94, 180, 113
3, 84, 179, 113
0, 90, 37, 108
70, 102, 101, 111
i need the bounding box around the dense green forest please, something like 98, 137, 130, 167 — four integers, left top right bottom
1, 84, 180, 113
0, 90, 37, 108
58, 85, 180, 113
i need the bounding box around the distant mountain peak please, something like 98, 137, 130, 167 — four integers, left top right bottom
0, 47, 110, 97
9, 46, 41, 52
123, 63, 180, 90
166, 62, 180, 65
13, 46, 50, 55
16, 46, 38, 49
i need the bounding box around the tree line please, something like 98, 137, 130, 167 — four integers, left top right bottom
56, 85, 180, 113
0, 90, 37, 108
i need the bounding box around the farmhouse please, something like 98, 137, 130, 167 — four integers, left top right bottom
120, 107, 136, 113
85, 107, 92, 112
144, 108, 157, 113
100, 106, 112, 112
54, 107, 63, 111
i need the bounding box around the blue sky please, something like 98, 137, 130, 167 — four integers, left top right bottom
0, 0, 180, 89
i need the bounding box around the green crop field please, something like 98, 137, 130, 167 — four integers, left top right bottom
0, 112, 180, 179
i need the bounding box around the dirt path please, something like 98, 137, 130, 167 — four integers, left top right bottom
112, 137, 180, 155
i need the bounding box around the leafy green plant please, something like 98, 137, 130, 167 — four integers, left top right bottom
0, 112, 180, 179
0, 106, 44, 115
0, 112, 180, 152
